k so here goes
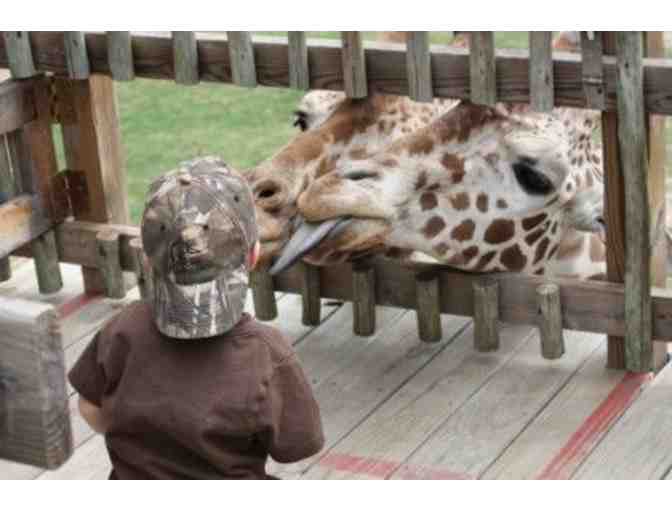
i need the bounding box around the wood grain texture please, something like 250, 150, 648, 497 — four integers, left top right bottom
172, 32, 199, 85
469, 32, 496, 106
226, 32, 257, 88
4, 32, 672, 114
299, 261, 321, 326
106, 32, 134, 81
415, 272, 441, 343
0, 134, 16, 281
581, 31, 606, 110
249, 262, 278, 321
537, 283, 565, 360
0, 79, 36, 136
473, 278, 499, 352
406, 32, 433, 103
129, 237, 149, 300
352, 261, 376, 336
341, 32, 367, 98
288, 32, 309, 90
31, 231, 63, 294
616, 32, 652, 372
64, 32, 90, 80
0, 296, 72, 469
0, 195, 53, 258
529, 32, 554, 112
2, 32, 36, 78
96, 230, 125, 299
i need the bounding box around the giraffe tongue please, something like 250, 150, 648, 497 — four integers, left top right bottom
269, 217, 352, 275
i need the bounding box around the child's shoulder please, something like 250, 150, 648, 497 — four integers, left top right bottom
239, 315, 295, 365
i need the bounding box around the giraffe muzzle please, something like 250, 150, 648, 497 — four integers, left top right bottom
269, 216, 352, 275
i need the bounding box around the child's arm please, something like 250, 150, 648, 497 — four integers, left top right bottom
78, 395, 111, 434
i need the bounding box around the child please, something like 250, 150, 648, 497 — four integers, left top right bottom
69, 157, 324, 479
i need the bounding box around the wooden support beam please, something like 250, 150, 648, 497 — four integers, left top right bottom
0, 79, 37, 136
2, 31, 36, 79
536, 283, 565, 360
129, 237, 150, 300
249, 262, 278, 321
172, 31, 199, 86
227, 32, 257, 88
96, 230, 125, 299
106, 31, 134, 81
406, 31, 433, 103
529, 31, 554, 112
55, 74, 129, 294
299, 261, 321, 326
473, 278, 500, 352
352, 260, 376, 336
31, 231, 63, 294
415, 271, 442, 343
64, 32, 90, 80
581, 31, 606, 110
288, 32, 309, 90
0, 296, 73, 469
341, 32, 368, 98
0, 195, 53, 258
469, 32, 497, 106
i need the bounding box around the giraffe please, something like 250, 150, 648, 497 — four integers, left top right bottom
269, 100, 606, 278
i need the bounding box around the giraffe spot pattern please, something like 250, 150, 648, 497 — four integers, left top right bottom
451, 219, 476, 242
501, 244, 527, 271
420, 192, 438, 211
496, 198, 508, 209
525, 228, 545, 246
522, 213, 548, 231
474, 251, 497, 271
484, 219, 515, 244
423, 216, 446, 239
476, 193, 489, 213
533, 237, 551, 265
449, 192, 470, 211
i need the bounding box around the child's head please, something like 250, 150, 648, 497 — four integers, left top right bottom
141, 156, 259, 339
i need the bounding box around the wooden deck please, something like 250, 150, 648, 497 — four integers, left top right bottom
2, 257, 672, 480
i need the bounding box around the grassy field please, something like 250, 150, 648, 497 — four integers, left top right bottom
94, 32, 668, 222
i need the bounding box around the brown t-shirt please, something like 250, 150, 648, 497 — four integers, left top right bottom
68, 301, 324, 479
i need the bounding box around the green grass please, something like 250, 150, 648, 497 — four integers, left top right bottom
89, 32, 666, 223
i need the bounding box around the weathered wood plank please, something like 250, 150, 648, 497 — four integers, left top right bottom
0, 297, 72, 469
171, 32, 199, 85
0, 80, 37, 136
581, 31, 606, 110
406, 32, 433, 103
4, 32, 672, 114
415, 272, 442, 343
0, 195, 53, 258
299, 262, 321, 326
352, 261, 376, 336
529, 31, 554, 112
96, 230, 125, 299
469, 32, 496, 106
64, 32, 90, 80
0, 134, 16, 281
341, 32, 367, 98
249, 262, 278, 321
106, 32, 134, 82
616, 32, 652, 372
574, 360, 672, 479
473, 278, 499, 352
537, 283, 565, 359
388, 328, 602, 479
226, 32, 256, 88
128, 237, 149, 300
31, 231, 63, 294
2, 32, 36, 78
302, 322, 533, 479
288, 32, 309, 90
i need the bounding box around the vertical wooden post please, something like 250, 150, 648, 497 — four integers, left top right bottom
288, 32, 309, 91
56, 75, 130, 294
352, 260, 376, 336
227, 32, 257, 88
341, 32, 368, 98
96, 230, 125, 299
469, 32, 497, 106
415, 272, 442, 343
172, 32, 199, 86
580, 31, 606, 110
473, 278, 500, 352
406, 31, 433, 103
249, 262, 278, 321
129, 237, 150, 300
107, 31, 135, 82
529, 31, 554, 112
299, 261, 321, 326
2, 32, 36, 79
537, 283, 565, 360
64, 32, 90, 80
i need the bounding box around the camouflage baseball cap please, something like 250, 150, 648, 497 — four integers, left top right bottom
141, 156, 258, 339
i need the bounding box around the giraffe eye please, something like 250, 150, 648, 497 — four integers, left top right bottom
345, 170, 378, 181
293, 110, 308, 131
513, 160, 554, 196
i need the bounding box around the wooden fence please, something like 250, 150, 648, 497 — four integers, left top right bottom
0, 31, 669, 376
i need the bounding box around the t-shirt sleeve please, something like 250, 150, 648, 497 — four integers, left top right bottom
68, 331, 107, 407
263, 351, 325, 464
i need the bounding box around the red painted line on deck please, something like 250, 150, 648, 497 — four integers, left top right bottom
57, 292, 103, 318
318, 453, 473, 480
537, 371, 651, 480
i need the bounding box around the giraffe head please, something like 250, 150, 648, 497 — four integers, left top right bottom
270, 100, 606, 275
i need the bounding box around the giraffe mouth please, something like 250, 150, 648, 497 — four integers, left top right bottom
269, 216, 352, 275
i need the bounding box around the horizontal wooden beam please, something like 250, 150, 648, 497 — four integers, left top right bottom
13, 220, 672, 341
2, 32, 672, 114
0, 79, 36, 136
0, 194, 54, 258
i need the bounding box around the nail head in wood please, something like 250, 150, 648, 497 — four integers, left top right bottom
249, 262, 278, 321
64, 32, 90, 80
536, 283, 565, 360
227, 32, 257, 88
31, 230, 63, 294
107, 31, 135, 81
172, 31, 199, 85
3, 31, 37, 78
473, 278, 500, 352
341, 32, 368, 98
406, 31, 433, 103
300, 261, 321, 326
352, 260, 376, 336
288, 31, 309, 90
529, 31, 554, 112
469, 32, 497, 106
96, 230, 125, 299
415, 271, 442, 343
